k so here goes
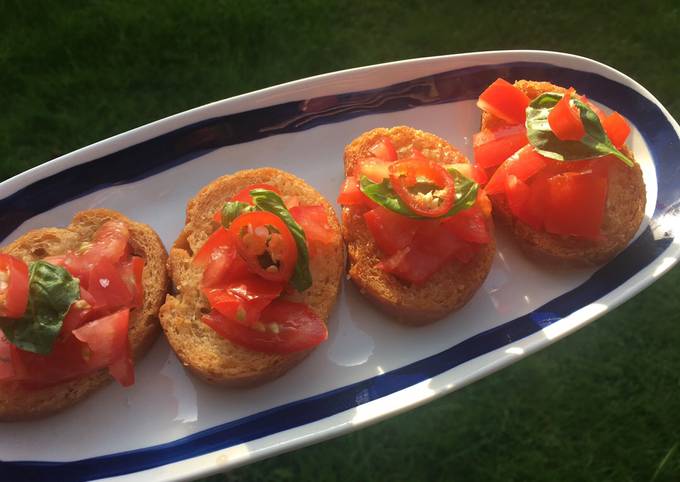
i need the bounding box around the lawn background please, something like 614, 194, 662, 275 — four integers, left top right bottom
2, 1, 679, 481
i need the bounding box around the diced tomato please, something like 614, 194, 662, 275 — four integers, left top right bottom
389, 159, 456, 217
442, 206, 490, 244
485, 145, 548, 195
356, 157, 392, 182
0, 254, 29, 319
476, 189, 493, 217
410, 149, 428, 162
73, 309, 133, 386
202, 246, 250, 288
231, 183, 279, 205
193, 228, 235, 267
449, 163, 488, 185
282, 195, 300, 209
548, 88, 585, 141
203, 274, 283, 325
603, 111, 630, 149
544, 171, 608, 239
87, 259, 134, 310
120, 256, 145, 308
473, 125, 528, 170
477, 78, 530, 125
369, 137, 397, 162
379, 245, 443, 285
504, 174, 541, 229
85, 220, 130, 264
338, 176, 373, 207
290, 205, 335, 253
363, 207, 420, 255
202, 299, 327, 354
60, 305, 89, 338
229, 211, 298, 283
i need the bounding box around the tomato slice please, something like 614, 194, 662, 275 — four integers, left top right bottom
7, 309, 132, 387
193, 228, 235, 267
369, 137, 398, 162
442, 206, 490, 244
231, 183, 279, 205
363, 207, 420, 255
477, 78, 530, 125
356, 156, 393, 182
120, 256, 145, 308
202, 300, 327, 354
602, 111, 630, 149
229, 211, 298, 283
290, 205, 334, 253
85, 220, 130, 264
544, 170, 608, 239
548, 88, 585, 141
73, 309, 133, 386
473, 125, 528, 169
485, 145, 548, 195
87, 259, 134, 311
203, 274, 283, 325
338, 176, 373, 206
388, 159, 456, 217
0, 254, 29, 319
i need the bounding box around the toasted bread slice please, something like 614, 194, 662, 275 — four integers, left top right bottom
481, 80, 646, 266
343, 126, 495, 325
0, 209, 168, 421
159, 167, 343, 386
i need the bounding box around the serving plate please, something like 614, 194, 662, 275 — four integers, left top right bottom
1, 50, 679, 482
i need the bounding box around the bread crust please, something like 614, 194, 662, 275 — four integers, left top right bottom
0, 209, 168, 421
343, 126, 495, 325
481, 80, 646, 266
159, 168, 343, 386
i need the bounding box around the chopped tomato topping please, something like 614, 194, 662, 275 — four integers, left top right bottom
202, 300, 327, 354
356, 156, 392, 182
85, 220, 131, 264
369, 137, 397, 162
477, 78, 530, 125
485, 145, 548, 195
544, 170, 608, 239
193, 228, 235, 267
72, 309, 133, 386
0, 254, 29, 319
602, 111, 630, 149
473, 125, 528, 169
338, 176, 373, 207
548, 88, 585, 141
290, 205, 335, 253
442, 206, 490, 244
87, 259, 134, 311
389, 159, 456, 217
120, 256, 144, 309
229, 211, 298, 283
203, 274, 283, 326
363, 207, 420, 255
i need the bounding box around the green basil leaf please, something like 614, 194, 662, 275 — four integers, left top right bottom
526, 92, 634, 167
250, 189, 312, 292
0, 261, 80, 354
220, 201, 255, 228
359, 168, 478, 219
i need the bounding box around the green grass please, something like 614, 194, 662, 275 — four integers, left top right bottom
2, 1, 679, 481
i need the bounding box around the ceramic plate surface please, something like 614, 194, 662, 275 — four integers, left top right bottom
1, 50, 679, 482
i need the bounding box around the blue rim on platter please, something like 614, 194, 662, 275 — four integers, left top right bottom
1, 58, 678, 482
